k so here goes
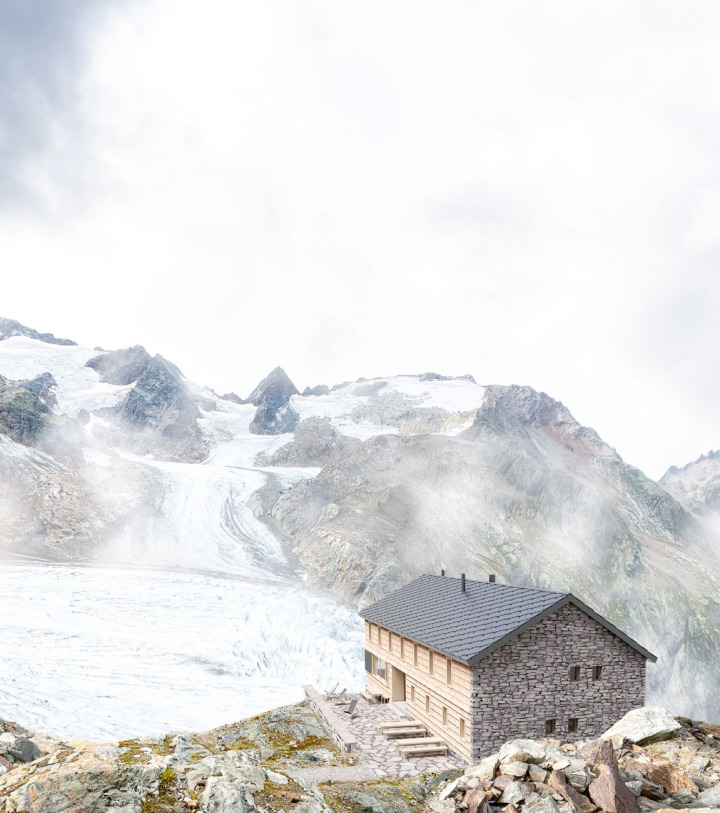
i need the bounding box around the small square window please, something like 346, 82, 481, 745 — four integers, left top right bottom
545, 719, 556, 735
593, 665, 602, 681
568, 718, 578, 733
570, 666, 580, 682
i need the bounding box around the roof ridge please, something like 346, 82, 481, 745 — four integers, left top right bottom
420, 573, 568, 597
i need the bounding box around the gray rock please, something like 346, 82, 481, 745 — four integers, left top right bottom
602, 707, 682, 745
8, 737, 41, 763
247, 367, 300, 435
86, 345, 152, 385
0, 379, 49, 444
525, 797, 561, 813
691, 785, 720, 808
499, 781, 527, 805
302, 385, 330, 397
118, 354, 207, 461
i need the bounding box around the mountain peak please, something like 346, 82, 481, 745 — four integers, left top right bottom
245, 367, 298, 406
0, 317, 76, 346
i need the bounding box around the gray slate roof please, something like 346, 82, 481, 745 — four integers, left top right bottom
360, 574, 657, 665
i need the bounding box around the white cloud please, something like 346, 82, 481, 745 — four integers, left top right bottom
1, 0, 719, 478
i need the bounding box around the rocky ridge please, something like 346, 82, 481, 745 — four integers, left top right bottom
0, 318, 76, 347
661, 453, 720, 523
2, 706, 720, 813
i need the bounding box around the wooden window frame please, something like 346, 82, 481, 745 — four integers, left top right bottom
545, 719, 556, 735
429, 651, 434, 675
425, 695, 430, 713
410, 685, 415, 703
593, 665, 603, 681
446, 658, 452, 686
413, 643, 418, 667
460, 718, 466, 739
442, 706, 448, 726
570, 665, 580, 682
568, 718, 578, 733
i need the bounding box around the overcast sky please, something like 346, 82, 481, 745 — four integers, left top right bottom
1, 0, 719, 479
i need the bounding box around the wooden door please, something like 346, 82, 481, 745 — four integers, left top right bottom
391, 666, 406, 701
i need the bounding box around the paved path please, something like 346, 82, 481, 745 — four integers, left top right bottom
296, 694, 465, 782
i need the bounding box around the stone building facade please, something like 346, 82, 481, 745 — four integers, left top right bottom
362, 574, 655, 764
469, 602, 647, 757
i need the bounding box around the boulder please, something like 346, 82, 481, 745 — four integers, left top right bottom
700, 724, 720, 740
500, 781, 528, 805
503, 761, 530, 778
466, 754, 499, 782
549, 769, 597, 813
525, 798, 561, 813
464, 787, 492, 813
602, 709, 682, 746
588, 741, 640, 813
690, 785, 720, 808
624, 758, 699, 795
499, 740, 564, 765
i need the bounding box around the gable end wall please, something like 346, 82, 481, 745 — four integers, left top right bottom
470, 602, 646, 760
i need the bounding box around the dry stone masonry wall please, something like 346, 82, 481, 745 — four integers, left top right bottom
471, 604, 647, 759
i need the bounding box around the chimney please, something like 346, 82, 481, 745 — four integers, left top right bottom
441, 569, 445, 577
489, 574, 496, 583
461, 573, 466, 592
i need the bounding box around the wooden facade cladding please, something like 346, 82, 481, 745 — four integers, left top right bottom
364, 621, 473, 762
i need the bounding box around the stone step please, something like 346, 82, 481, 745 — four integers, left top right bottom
395, 736, 444, 750
398, 743, 449, 758
378, 720, 423, 731
383, 727, 427, 739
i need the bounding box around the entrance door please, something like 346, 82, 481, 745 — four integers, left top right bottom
391, 666, 406, 701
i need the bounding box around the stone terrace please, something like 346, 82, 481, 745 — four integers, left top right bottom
299, 687, 465, 782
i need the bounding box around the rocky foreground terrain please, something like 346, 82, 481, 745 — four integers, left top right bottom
1, 705, 720, 813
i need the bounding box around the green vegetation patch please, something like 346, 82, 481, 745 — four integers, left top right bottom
320, 776, 433, 813
141, 767, 178, 813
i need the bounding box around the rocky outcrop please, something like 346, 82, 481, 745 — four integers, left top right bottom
302, 385, 330, 397
0, 317, 76, 346
350, 391, 476, 435
0, 378, 49, 444
18, 372, 57, 405
86, 345, 152, 385
661, 452, 720, 519
257, 418, 362, 467
118, 355, 207, 461
247, 367, 300, 435
431, 713, 720, 813
1, 703, 426, 813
